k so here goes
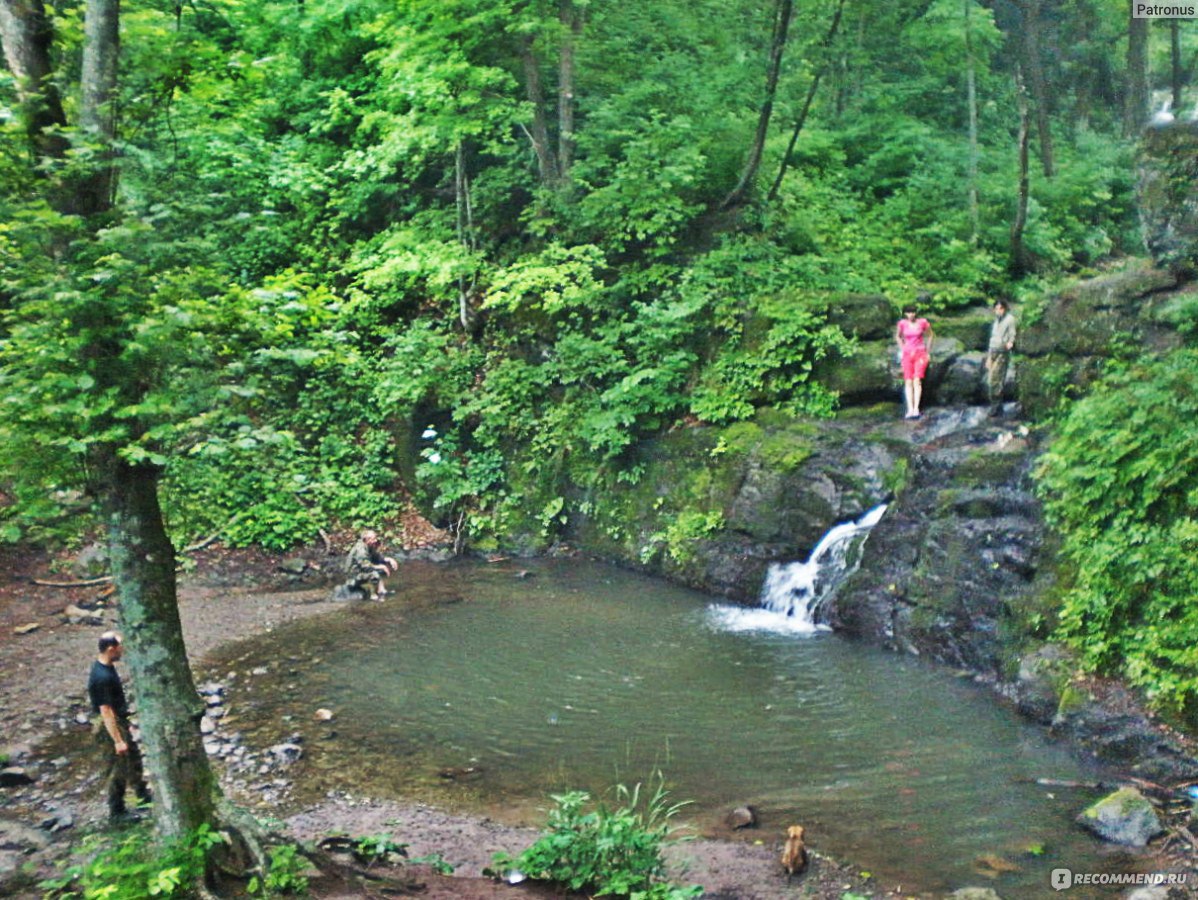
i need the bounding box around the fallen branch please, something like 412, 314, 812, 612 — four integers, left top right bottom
1172, 824, 1198, 853
318, 528, 333, 556
33, 575, 112, 588
1022, 777, 1109, 790
183, 511, 246, 553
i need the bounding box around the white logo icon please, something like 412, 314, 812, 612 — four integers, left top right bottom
1051, 868, 1072, 891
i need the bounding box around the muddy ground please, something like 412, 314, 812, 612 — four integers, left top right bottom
0, 542, 884, 899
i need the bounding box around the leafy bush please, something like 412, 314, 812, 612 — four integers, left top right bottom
41, 823, 224, 899
1035, 350, 1198, 716
248, 843, 310, 897
492, 781, 700, 898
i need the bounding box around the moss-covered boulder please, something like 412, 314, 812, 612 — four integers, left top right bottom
825, 292, 895, 340
1077, 787, 1162, 847
1138, 123, 1198, 276
1017, 262, 1182, 416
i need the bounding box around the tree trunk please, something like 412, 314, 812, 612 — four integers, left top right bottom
1018, 0, 1053, 178
965, 0, 980, 243
1124, 7, 1148, 135
1011, 66, 1032, 277
557, 0, 582, 181
78, 0, 120, 214
521, 34, 559, 186
102, 456, 220, 840
0, 0, 68, 156
721, 0, 794, 209
455, 141, 480, 336
767, 0, 846, 201
1170, 18, 1182, 113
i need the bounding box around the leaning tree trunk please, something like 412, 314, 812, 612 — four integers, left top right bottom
722, 0, 794, 209
102, 456, 220, 840
767, 0, 846, 201
521, 34, 559, 186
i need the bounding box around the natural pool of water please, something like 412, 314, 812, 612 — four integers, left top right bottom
217, 558, 1147, 895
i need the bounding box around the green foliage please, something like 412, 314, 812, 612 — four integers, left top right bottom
247, 843, 310, 897
493, 781, 699, 898
1036, 350, 1198, 715
41, 823, 224, 900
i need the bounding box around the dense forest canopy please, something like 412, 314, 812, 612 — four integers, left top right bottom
2, 0, 1198, 711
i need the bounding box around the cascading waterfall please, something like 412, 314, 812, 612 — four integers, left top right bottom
709, 504, 887, 635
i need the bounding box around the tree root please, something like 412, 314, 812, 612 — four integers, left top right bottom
295, 841, 426, 895
194, 801, 424, 897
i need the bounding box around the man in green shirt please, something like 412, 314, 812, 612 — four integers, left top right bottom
985, 300, 1017, 417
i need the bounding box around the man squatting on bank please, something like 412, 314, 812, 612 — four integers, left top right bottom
341, 528, 399, 600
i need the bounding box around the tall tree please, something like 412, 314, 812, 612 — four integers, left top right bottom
1016, 0, 1054, 177
965, 0, 980, 243
1, 0, 236, 853
0, 0, 67, 158
1011, 65, 1032, 275
1124, 4, 1148, 134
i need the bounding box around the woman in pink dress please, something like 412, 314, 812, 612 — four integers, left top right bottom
895, 303, 934, 419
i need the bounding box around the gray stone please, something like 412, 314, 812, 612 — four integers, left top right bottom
278, 558, 308, 575
724, 806, 757, 829
269, 743, 303, 764
1077, 787, 1162, 847
948, 890, 1003, 900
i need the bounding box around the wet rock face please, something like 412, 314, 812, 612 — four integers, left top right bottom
568, 417, 906, 603
829, 412, 1041, 673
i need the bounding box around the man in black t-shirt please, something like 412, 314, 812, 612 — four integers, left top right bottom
88, 632, 151, 820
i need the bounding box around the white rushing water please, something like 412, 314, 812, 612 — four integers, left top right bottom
708, 504, 887, 635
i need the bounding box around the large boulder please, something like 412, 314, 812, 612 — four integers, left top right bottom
1077, 787, 1162, 847
1017, 262, 1183, 416
825, 293, 894, 340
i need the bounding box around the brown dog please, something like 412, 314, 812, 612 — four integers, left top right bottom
781, 825, 808, 880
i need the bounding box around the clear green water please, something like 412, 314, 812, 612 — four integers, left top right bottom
218, 559, 1147, 896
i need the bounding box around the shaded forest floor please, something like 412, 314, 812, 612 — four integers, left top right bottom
0, 542, 882, 899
